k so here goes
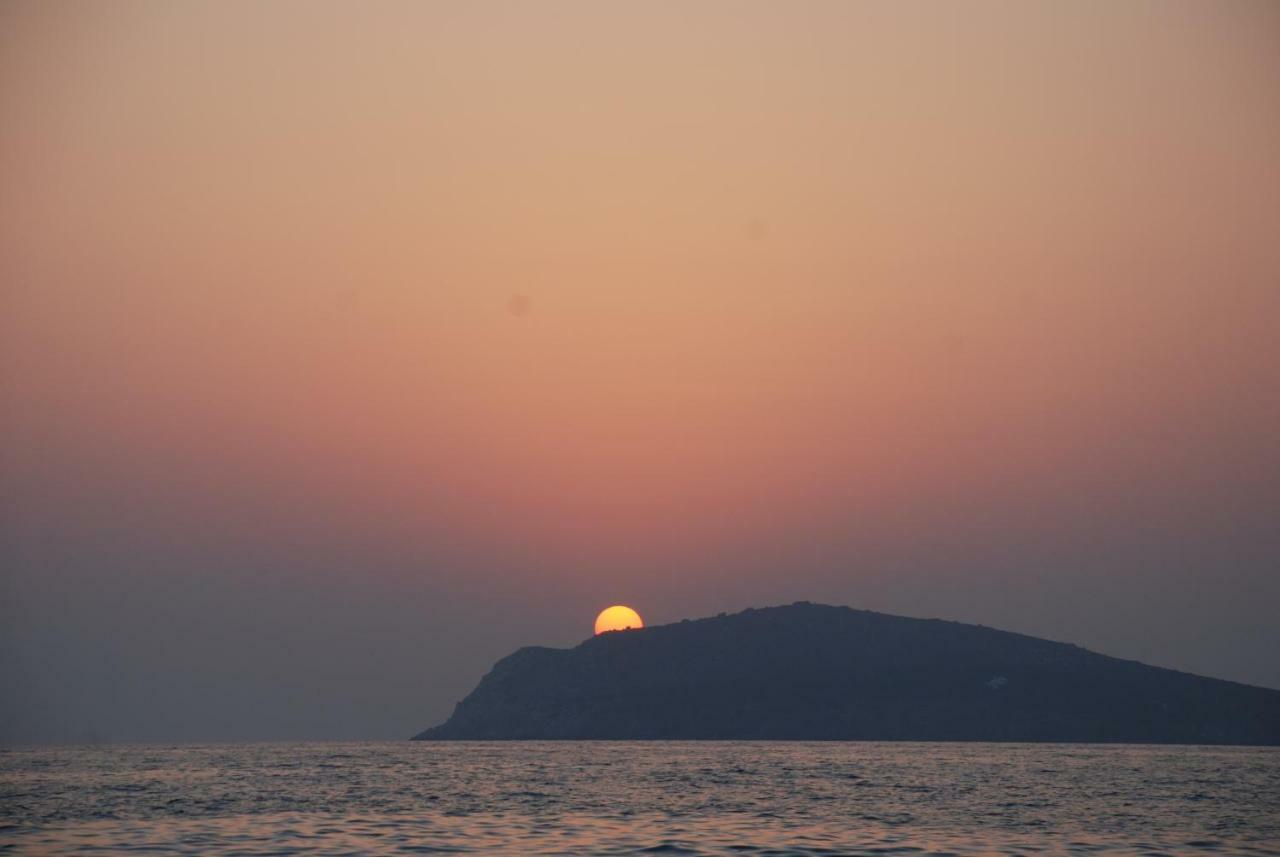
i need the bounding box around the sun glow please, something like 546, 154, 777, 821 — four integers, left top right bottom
594, 605, 644, 635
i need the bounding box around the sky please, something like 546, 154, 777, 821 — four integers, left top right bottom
2, 0, 1279, 743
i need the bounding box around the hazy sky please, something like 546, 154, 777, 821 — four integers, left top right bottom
3, 0, 1279, 743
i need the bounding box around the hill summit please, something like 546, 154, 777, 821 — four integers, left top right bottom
414, 603, 1280, 744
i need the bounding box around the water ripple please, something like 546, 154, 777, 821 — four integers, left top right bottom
1, 742, 1278, 854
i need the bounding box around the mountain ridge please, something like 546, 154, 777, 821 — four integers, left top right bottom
414, 603, 1280, 744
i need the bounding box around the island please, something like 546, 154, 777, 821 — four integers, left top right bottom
414, 602, 1280, 744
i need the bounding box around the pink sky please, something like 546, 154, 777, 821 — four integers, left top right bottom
3, 1, 1278, 741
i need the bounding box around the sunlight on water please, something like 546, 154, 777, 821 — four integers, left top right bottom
2, 742, 1278, 855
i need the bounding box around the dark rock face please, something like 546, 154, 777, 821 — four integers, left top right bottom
414, 603, 1280, 744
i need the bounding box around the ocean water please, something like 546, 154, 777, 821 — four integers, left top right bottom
2, 742, 1278, 855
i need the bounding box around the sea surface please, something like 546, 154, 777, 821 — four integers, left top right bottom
2, 742, 1278, 855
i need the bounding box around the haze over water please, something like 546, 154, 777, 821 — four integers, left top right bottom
3, 742, 1279, 855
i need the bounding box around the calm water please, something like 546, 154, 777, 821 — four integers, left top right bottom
2, 742, 1278, 855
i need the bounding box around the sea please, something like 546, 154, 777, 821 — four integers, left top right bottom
2, 742, 1278, 855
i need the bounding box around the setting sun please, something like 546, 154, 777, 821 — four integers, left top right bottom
594, 606, 644, 636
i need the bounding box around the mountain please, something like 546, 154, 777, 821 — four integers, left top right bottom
413, 603, 1280, 744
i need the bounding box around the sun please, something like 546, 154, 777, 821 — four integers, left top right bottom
594, 605, 644, 635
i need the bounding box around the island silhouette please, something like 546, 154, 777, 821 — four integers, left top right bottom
415, 603, 1280, 744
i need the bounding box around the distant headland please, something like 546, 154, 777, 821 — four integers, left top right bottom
414, 603, 1280, 744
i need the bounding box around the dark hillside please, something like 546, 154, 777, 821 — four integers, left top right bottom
415, 603, 1280, 744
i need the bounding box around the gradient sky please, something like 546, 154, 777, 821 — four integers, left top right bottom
3, 0, 1279, 743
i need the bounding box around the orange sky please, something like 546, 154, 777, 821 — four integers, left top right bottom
2, 1, 1279, 740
